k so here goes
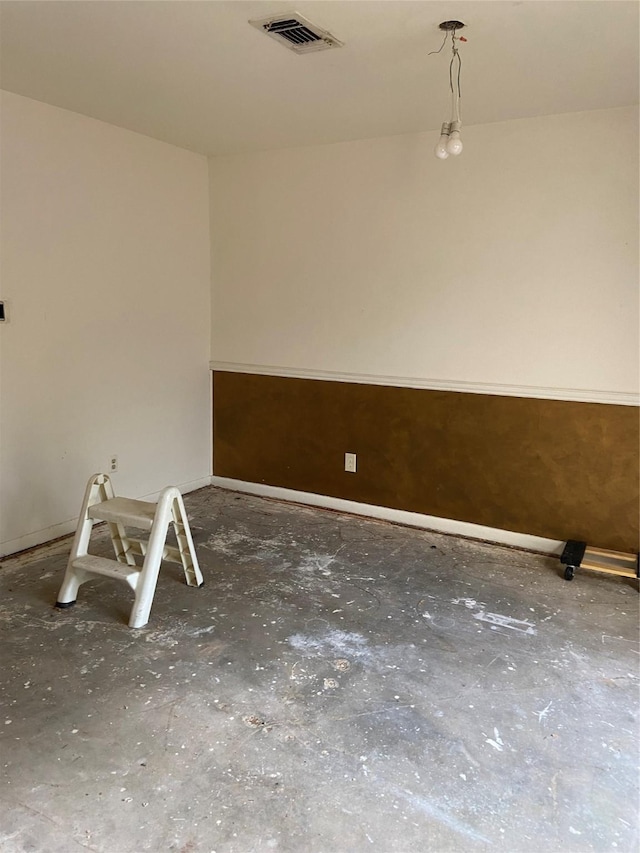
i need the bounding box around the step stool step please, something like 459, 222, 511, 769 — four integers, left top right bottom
72, 554, 142, 584
88, 497, 157, 530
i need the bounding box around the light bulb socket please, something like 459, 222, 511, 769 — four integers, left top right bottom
434, 123, 451, 159
449, 120, 462, 134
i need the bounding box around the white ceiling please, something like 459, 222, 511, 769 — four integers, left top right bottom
1, 1, 638, 156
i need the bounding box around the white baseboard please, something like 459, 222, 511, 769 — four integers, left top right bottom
0, 518, 80, 562
3, 474, 563, 560
211, 476, 564, 555
0, 475, 213, 560
139, 476, 213, 505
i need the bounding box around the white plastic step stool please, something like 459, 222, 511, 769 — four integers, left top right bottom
56, 473, 204, 628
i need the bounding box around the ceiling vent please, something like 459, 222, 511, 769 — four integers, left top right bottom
249, 13, 343, 54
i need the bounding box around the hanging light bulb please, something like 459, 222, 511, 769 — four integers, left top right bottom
446, 120, 463, 156
434, 122, 451, 159
430, 21, 465, 160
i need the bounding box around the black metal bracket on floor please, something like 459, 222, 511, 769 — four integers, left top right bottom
559, 540, 587, 581
559, 540, 639, 584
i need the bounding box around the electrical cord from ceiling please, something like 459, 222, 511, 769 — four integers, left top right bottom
432, 22, 466, 159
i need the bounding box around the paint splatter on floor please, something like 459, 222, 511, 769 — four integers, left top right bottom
0, 486, 638, 853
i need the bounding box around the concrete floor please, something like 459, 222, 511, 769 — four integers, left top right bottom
0, 487, 638, 853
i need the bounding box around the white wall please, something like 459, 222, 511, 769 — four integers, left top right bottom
209, 106, 639, 403
0, 92, 211, 556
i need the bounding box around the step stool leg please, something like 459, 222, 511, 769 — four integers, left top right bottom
128, 548, 164, 629
56, 565, 90, 607
56, 473, 111, 608
171, 494, 204, 588
127, 490, 175, 629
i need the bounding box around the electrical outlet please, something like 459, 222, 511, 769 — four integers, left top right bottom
345, 452, 357, 473
109, 455, 118, 473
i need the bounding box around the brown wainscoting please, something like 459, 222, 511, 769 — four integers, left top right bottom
212, 372, 639, 552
